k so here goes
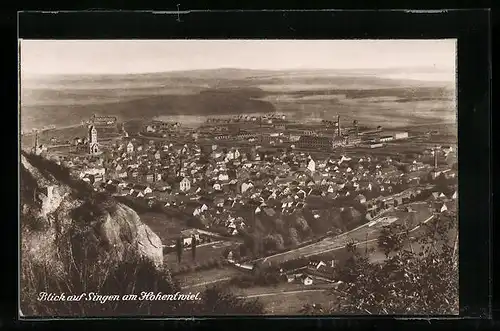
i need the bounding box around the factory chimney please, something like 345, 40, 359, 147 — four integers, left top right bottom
337, 115, 341, 137
434, 148, 438, 169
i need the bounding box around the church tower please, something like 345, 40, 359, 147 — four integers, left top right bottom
32, 131, 41, 155
177, 146, 186, 178
88, 125, 100, 155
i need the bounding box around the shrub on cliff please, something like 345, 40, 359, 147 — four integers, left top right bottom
21, 255, 264, 316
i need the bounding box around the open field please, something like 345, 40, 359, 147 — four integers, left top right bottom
179, 266, 245, 289
20, 125, 87, 149
139, 212, 190, 243
165, 240, 239, 270
231, 283, 335, 315
140, 211, 240, 269
259, 289, 334, 315
404, 122, 457, 136
21, 68, 455, 132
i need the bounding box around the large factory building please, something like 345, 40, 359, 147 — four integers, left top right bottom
297, 136, 333, 150
393, 132, 409, 139
297, 115, 365, 150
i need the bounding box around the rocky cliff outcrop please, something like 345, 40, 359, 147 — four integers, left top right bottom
20, 153, 163, 280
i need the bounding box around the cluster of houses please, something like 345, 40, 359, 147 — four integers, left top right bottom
52, 136, 457, 238
145, 121, 181, 134
280, 258, 339, 286
428, 189, 458, 213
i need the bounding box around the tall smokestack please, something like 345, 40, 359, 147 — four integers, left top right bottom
434, 149, 438, 169
337, 115, 341, 137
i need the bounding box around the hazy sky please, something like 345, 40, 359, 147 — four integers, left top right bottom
20, 39, 456, 78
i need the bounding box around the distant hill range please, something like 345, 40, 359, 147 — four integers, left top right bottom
20, 68, 456, 131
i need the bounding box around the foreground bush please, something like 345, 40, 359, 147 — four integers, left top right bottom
330, 212, 459, 315
21, 255, 263, 316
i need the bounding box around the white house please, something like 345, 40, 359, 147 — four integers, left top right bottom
193, 204, 208, 216
314, 261, 327, 270
241, 182, 254, 193
180, 229, 200, 247
355, 194, 367, 204
180, 177, 191, 192
442, 146, 454, 154
218, 173, 229, 181
225, 151, 235, 161
127, 142, 134, 153
141, 186, 153, 195
307, 158, 316, 173
338, 155, 351, 164
133, 191, 145, 198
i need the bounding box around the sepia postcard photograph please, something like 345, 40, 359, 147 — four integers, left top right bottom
19, 39, 458, 317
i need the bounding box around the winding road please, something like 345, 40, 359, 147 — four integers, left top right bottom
254, 206, 399, 266
303, 214, 435, 258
